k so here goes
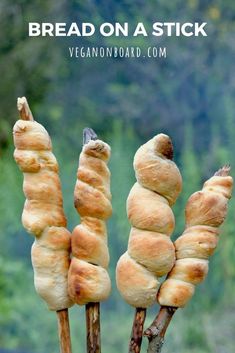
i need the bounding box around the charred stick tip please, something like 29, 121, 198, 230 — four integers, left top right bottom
17, 97, 34, 121
214, 164, 231, 177
83, 127, 98, 145
155, 134, 174, 160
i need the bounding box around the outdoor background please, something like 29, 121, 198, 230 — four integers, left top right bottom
0, 1, 235, 353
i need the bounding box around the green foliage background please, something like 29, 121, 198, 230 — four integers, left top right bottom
0, 1, 235, 352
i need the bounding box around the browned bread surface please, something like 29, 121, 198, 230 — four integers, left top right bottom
116, 134, 182, 308
68, 138, 112, 305
13, 99, 73, 311
158, 169, 233, 307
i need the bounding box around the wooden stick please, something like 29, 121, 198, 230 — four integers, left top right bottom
83, 127, 97, 144
83, 128, 101, 353
129, 307, 146, 353
17, 96, 34, 121
214, 164, 231, 176
144, 306, 176, 353
86, 302, 101, 353
57, 309, 72, 353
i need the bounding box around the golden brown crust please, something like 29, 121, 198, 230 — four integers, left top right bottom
158, 279, 195, 307
128, 228, 175, 277
14, 149, 58, 173
185, 191, 228, 228
175, 226, 219, 260
13, 120, 67, 236
116, 134, 182, 308
13, 120, 52, 151
116, 252, 160, 308
68, 139, 112, 305
158, 172, 233, 308
127, 183, 175, 235
68, 258, 111, 305
23, 170, 63, 204
22, 200, 67, 236
204, 175, 233, 199
74, 180, 112, 219
71, 225, 109, 268
133, 134, 182, 206
37, 226, 71, 251
83, 139, 111, 161
31, 227, 73, 311
168, 258, 209, 285
13, 112, 73, 311
81, 217, 107, 238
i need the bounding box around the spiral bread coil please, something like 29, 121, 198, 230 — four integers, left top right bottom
68, 130, 112, 305
13, 97, 73, 311
158, 165, 233, 308
116, 134, 182, 308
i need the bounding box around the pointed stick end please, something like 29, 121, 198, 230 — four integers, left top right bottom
83, 127, 97, 145
214, 164, 231, 177
17, 97, 34, 121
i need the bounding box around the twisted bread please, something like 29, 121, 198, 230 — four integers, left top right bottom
158, 166, 233, 308
116, 134, 182, 308
13, 97, 73, 311
68, 134, 112, 305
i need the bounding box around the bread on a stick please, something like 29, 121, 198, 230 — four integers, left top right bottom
158, 165, 233, 308
13, 97, 73, 311
116, 134, 182, 308
68, 131, 112, 305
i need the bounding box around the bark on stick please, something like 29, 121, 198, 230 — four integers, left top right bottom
144, 306, 176, 353
129, 307, 146, 353
83, 128, 101, 353
57, 309, 73, 353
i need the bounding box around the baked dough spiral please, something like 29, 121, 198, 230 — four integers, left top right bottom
13, 97, 73, 311
68, 136, 112, 305
158, 166, 233, 308
116, 134, 182, 308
